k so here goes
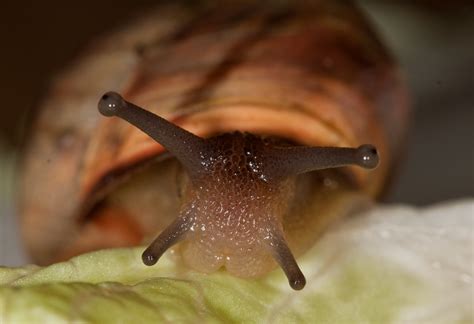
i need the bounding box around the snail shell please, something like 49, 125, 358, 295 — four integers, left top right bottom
19, 1, 409, 290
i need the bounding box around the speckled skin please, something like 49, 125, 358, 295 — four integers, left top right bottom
178, 133, 294, 277
100, 93, 375, 288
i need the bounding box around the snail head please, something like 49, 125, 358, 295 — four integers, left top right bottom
98, 91, 379, 290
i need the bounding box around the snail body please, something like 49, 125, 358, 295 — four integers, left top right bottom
19, 1, 409, 290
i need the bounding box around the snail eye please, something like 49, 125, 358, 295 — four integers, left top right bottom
355, 144, 379, 169
98, 92, 126, 116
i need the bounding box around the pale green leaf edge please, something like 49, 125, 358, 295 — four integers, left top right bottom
2, 201, 473, 323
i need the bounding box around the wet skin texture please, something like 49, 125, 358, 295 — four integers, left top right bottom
98, 92, 379, 290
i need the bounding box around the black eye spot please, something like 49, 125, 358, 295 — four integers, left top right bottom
356, 144, 379, 169
98, 91, 124, 117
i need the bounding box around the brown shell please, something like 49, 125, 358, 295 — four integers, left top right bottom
19, 1, 409, 265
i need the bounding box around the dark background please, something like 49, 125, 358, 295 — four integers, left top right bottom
0, 0, 472, 203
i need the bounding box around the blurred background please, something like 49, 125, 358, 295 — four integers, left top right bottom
0, 0, 473, 266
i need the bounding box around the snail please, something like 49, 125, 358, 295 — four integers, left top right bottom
18, 1, 409, 290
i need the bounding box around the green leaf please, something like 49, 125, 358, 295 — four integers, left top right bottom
1, 201, 472, 323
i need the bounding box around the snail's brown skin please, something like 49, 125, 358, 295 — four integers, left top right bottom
19, 1, 410, 288
98, 91, 378, 290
